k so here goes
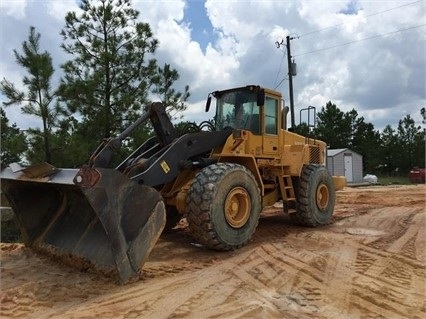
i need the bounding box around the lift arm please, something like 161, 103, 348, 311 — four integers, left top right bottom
88, 102, 178, 168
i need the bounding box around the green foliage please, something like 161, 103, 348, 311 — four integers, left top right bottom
376, 175, 411, 185
56, 0, 193, 166
120, 123, 153, 162
293, 122, 310, 137
151, 63, 190, 120
0, 108, 26, 164
380, 125, 400, 175
59, 0, 159, 147
314, 101, 352, 148
397, 114, 425, 170
348, 111, 381, 173
0, 26, 61, 164
174, 120, 199, 135
1, 1, 191, 169
314, 103, 425, 176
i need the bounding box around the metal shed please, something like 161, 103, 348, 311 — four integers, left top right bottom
327, 148, 363, 183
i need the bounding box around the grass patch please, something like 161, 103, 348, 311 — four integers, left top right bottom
377, 175, 411, 185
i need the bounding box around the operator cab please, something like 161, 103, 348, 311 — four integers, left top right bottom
206, 85, 266, 134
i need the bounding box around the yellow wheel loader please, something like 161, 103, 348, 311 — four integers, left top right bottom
0, 85, 345, 283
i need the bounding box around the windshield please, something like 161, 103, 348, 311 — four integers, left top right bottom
214, 90, 260, 133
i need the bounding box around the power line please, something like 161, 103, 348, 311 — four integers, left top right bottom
274, 76, 288, 91
294, 24, 426, 57
298, 0, 423, 38
273, 46, 287, 89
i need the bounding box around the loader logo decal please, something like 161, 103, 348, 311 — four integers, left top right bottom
160, 160, 171, 173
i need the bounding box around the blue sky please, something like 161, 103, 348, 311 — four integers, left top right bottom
184, 0, 217, 51
0, 0, 425, 133
340, 0, 360, 15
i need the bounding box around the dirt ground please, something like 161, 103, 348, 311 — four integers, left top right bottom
1, 184, 425, 319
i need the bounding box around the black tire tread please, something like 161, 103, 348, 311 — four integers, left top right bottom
186, 163, 260, 251
292, 164, 335, 227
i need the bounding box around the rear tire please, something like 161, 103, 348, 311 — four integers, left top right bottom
186, 163, 261, 250
292, 164, 335, 226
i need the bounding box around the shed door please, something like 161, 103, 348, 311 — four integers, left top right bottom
344, 155, 353, 182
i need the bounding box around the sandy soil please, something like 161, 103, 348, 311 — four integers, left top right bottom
1, 184, 425, 318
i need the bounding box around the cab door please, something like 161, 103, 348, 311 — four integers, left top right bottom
262, 96, 279, 155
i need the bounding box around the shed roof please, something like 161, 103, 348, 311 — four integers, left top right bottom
327, 148, 362, 157
327, 148, 347, 157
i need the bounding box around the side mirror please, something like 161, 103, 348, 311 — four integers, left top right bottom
205, 95, 212, 112
257, 89, 265, 106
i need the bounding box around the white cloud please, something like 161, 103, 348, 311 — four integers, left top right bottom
0, 0, 27, 19
47, 0, 78, 20
134, 0, 185, 24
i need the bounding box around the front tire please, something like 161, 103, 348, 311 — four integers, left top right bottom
186, 163, 261, 250
292, 164, 335, 226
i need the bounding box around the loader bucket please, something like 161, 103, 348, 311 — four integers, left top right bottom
0, 164, 166, 284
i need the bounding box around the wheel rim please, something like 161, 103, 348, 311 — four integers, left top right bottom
316, 183, 330, 211
224, 187, 251, 228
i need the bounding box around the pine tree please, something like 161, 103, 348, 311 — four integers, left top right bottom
59, 0, 159, 149
380, 125, 399, 176
350, 116, 381, 173
397, 114, 424, 172
314, 101, 352, 148
0, 26, 59, 164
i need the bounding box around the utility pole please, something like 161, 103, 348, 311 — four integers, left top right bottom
286, 35, 296, 129
276, 36, 297, 129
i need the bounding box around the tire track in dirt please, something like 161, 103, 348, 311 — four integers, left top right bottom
365, 220, 422, 285
367, 209, 416, 250
349, 291, 421, 319
359, 207, 424, 291
151, 245, 306, 319
320, 238, 359, 318
54, 246, 284, 319
169, 272, 283, 319
168, 276, 251, 319
414, 210, 426, 262
150, 242, 303, 319
352, 276, 423, 318
346, 206, 426, 318
387, 210, 422, 252
258, 239, 357, 317
248, 208, 425, 318
55, 267, 231, 318
231, 203, 425, 318
56, 240, 331, 319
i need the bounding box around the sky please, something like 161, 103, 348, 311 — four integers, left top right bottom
0, 0, 425, 133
